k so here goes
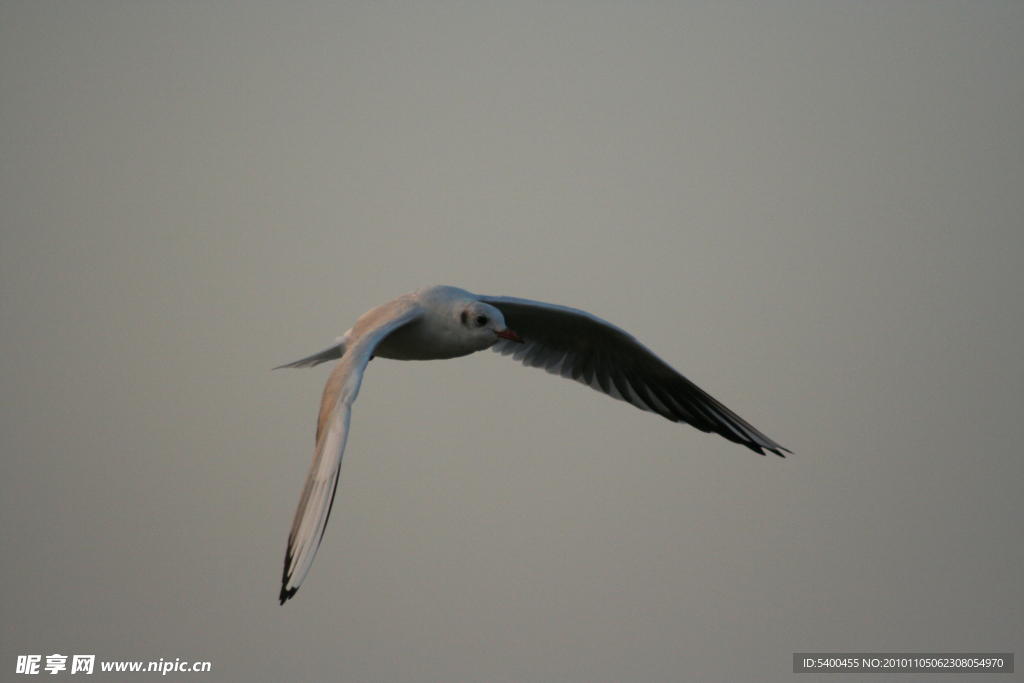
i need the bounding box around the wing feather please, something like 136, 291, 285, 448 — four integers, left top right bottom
279, 304, 423, 604
480, 295, 789, 457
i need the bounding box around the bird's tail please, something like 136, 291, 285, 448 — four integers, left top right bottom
273, 335, 348, 369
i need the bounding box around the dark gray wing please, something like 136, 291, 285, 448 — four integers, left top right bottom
479, 296, 789, 457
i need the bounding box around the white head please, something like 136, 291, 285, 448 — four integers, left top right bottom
458, 301, 524, 348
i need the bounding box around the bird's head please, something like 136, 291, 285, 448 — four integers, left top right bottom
459, 302, 524, 348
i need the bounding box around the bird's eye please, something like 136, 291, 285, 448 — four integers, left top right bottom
476, 315, 487, 326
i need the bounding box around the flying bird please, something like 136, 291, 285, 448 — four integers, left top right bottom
277, 285, 788, 604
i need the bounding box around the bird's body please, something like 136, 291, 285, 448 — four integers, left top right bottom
277, 285, 788, 604
372, 286, 510, 360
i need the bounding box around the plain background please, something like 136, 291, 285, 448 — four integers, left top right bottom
1, 3, 1021, 682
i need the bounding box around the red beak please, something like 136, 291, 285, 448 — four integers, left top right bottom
496, 328, 525, 343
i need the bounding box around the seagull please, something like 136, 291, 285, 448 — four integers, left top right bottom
276, 285, 788, 604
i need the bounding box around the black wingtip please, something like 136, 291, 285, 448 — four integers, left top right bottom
279, 584, 297, 605
749, 442, 790, 458
279, 546, 298, 605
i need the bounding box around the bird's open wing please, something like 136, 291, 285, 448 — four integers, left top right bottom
279, 303, 423, 604
479, 296, 789, 457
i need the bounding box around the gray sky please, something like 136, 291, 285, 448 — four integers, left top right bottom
1, 3, 1021, 682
